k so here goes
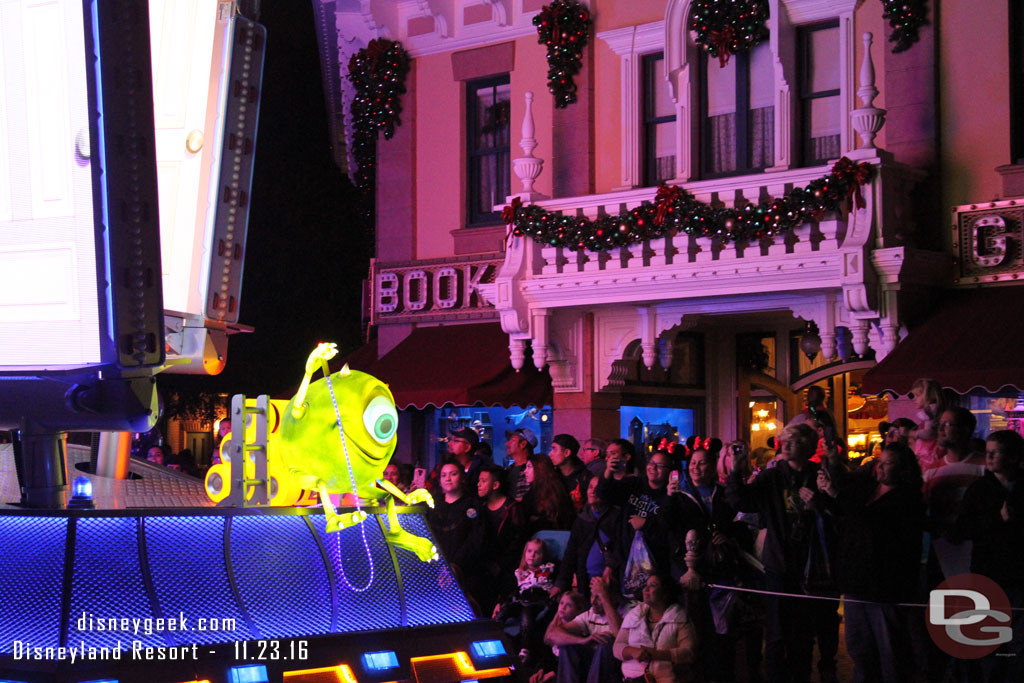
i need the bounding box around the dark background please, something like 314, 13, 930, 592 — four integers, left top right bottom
159, 0, 368, 404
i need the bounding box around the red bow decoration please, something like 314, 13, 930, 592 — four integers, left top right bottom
653, 184, 684, 227
502, 197, 522, 226
656, 438, 679, 455
365, 38, 388, 71
831, 157, 873, 210
709, 25, 736, 68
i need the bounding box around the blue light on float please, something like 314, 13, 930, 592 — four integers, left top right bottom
228, 665, 268, 683
470, 640, 506, 658
67, 476, 95, 509
361, 650, 399, 672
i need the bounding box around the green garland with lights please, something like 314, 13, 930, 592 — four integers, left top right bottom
502, 158, 874, 252
347, 39, 410, 192
881, 0, 928, 53
689, 0, 770, 68
533, 0, 592, 108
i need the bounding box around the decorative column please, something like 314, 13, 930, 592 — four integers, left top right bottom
849, 33, 886, 157
510, 92, 549, 202
532, 309, 550, 370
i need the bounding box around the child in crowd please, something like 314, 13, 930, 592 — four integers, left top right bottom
910, 377, 949, 469
493, 537, 559, 665
529, 590, 589, 682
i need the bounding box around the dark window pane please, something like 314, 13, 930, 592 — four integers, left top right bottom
467, 77, 510, 225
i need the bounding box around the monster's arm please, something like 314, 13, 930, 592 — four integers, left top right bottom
376, 478, 434, 508
292, 343, 339, 420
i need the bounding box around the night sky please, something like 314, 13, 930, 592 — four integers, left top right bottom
159, 1, 367, 401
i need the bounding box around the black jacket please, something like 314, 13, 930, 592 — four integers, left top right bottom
555, 503, 632, 594
595, 475, 678, 575
427, 494, 485, 573
673, 483, 752, 582
953, 471, 1024, 589
726, 462, 831, 580
834, 469, 923, 601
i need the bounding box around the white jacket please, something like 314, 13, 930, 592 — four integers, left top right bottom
613, 602, 696, 682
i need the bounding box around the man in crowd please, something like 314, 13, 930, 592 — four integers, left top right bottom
727, 422, 839, 683
549, 433, 592, 512
604, 438, 638, 481
505, 426, 537, 501
923, 406, 985, 579
581, 438, 607, 477
427, 426, 489, 494
885, 417, 916, 446
478, 463, 524, 610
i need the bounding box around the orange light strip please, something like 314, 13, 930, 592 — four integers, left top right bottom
282, 664, 357, 683
409, 651, 511, 680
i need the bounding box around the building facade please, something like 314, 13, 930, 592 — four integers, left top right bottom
312, 0, 1022, 463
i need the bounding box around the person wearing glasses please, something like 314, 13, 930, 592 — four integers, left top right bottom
581, 438, 607, 477
596, 448, 680, 598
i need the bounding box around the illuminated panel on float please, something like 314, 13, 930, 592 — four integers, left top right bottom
409, 652, 511, 681
361, 650, 399, 672
282, 666, 357, 683
228, 665, 268, 683
470, 640, 507, 658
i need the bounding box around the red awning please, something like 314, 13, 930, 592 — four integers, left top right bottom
340, 323, 552, 409
861, 286, 1024, 395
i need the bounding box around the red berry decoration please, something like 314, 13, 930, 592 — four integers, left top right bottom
533, 0, 592, 108
688, 0, 769, 68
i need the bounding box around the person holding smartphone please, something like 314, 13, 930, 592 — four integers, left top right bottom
726, 423, 839, 683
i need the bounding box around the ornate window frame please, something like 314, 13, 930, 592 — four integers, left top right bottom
664, 0, 861, 181
597, 21, 665, 190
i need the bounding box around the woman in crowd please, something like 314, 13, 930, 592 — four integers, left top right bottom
522, 453, 575, 535
672, 442, 761, 683
614, 573, 696, 682
426, 463, 485, 607
953, 429, 1024, 680
821, 441, 924, 683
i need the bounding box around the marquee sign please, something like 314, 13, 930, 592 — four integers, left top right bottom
952, 199, 1024, 285
370, 256, 501, 324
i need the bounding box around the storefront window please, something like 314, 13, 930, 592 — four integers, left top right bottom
432, 404, 552, 467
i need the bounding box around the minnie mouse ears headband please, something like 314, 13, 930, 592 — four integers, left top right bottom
682, 435, 723, 456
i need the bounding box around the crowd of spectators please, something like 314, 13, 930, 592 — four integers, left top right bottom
420, 378, 1024, 683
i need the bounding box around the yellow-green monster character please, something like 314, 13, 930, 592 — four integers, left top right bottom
277, 342, 438, 562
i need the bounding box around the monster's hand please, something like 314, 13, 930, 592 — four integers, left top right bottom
306, 342, 338, 375
325, 509, 368, 533
405, 488, 434, 508
376, 479, 434, 508
293, 343, 341, 420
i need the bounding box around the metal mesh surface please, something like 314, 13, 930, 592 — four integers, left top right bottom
308, 513, 402, 632
0, 516, 67, 652
229, 515, 332, 639
390, 513, 475, 626
143, 515, 252, 644
68, 517, 166, 650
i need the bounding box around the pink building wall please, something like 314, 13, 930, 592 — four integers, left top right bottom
940, 0, 1012, 210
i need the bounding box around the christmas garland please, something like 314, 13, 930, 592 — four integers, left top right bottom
347, 39, 410, 191
502, 158, 873, 252
533, 0, 592, 108
881, 0, 928, 53
689, 0, 770, 68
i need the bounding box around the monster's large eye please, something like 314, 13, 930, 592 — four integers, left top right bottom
363, 395, 398, 443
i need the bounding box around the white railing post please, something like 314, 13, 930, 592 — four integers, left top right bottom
510, 92, 549, 201
849, 33, 886, 157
